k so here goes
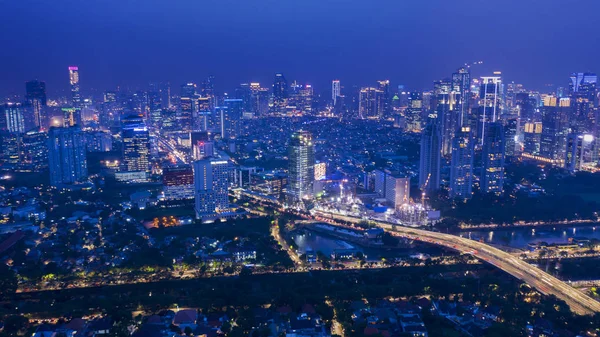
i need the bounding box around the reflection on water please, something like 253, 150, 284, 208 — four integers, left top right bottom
458, 226, 599, 249
293, 232, 359, 255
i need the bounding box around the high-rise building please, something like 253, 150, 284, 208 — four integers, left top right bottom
481, 122, 506, 196
569, 72, 597, 132
194, 158, 230, 217
287, 130, 315, 204
62, 107, 81, 127
434, 78, 455, 155
452, 67, 471, 127
0, 132, 21, 167
190, 131, 214, 160
377, 80, 391, 117
69, 66, 81, 108
220, 98, 243, 139
478, 75, 503, 144
565, 133, 595, 172
419, 122, 442, 193
405, 92, 423, 132
385, 174, 410, 209
449, 126, 474, 199
179, 83, 197, 132
272, 73, 288, 113
48, 126, 87, 186
121, 115, 150, 178
332, 80, 341, 106
2, 103, 25, 133
523, 122, 543, 156
358, 87, 383, 119
162, 165, 194, 201
21, 129, 48, 172
25, 80, 47, 129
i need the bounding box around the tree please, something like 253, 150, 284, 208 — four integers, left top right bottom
184, 327, 193, 336
2, 315, 30, 335
0, 264, 17, 300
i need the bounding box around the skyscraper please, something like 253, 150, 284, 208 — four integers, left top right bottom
405, 92, 423, 132
21, 129, 48, 172
272, 73, 288, 114
569, 72, 597, 132
332, 80, 341, 106
121, 115, 150, 178
69, 66, 81, 108
419, 121, 442, 193
2, 103, 25, 133
25, 80, 47, 129
48, 126, 88, 186
449, 126, 474, 199
565, 133, 595, 172
377, 80, 391, 118
190, 131, 214, 160
478, 75, 503, 144
452, 67, 471, 127
434, 78, 455, 155
194, 158, 230, 217
481, 122, 506, 196
358, 87, 383, 119
179, 83, 197, 132
287, 130, 315, 204
220, 98, 243, 139
162, 165, 194, 201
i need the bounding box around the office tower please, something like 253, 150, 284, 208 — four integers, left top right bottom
121, 115, 150, 177
69, 66, 81, 108
565, 134, 595, 172
377, 80, 391, 117
194, 158, 230, 217
385, 174, 410, 209
190, 131, 214, 160
449, 126, 474, 199
235, 83, 253, 114
272, 73, 288, 113
478, 74, 503, 144
247, 83, 269, 117
62, 107, 82, 127
481, 122, 506, 196
85, 131, 112, 152
147, 84, 162, 128
25, 80, 47, 129
504, 118, 519, 157
193, 96, 212, 131
162, 165, 194, 201
2, 103, 25, 133
287, 130, 315, 204
297, 84, 313, 113
201, 75, 215, 98
48, 126, 88, 186
452, 67, 471, 127
419, 122, 442, 193
358, 87, 383, 119
434, 78, 455, 155
21, 129, 48, 172
515, 92, 537, 123
523, 122, 543, 156
332, 80, 341, 106
374, 169, 387, 197
0, 132, 20, 167
179, 83, 196, 131
405, 92, 423, 132
220, 98, 243, 139
569, 72, 597, 132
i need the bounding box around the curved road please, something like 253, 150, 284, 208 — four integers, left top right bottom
313, 211, 600, 315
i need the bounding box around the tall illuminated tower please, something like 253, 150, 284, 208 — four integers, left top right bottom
194, 158, 230, 217
121, 115, 150, 178
272, 73, 288, 114
69, 66, 81, 108
25, 80, 47, 129
419, 121, 442, 193
478, 74, 503, 144
332, 80, 341, 106
48, 126, 88, 186
481, 122, 506, 196
449, 126, 474, 199
287, 130, 315, 204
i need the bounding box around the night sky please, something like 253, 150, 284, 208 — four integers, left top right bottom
2, 0, 600, 97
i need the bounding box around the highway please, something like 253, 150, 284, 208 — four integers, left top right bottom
313, 210, 600, 315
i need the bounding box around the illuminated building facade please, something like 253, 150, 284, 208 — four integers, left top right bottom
449, 126, 474, 199
48, 126, 87, 186
287, 130, 315, 204
69, 66, 81, 108
194, 158, 230, 216
481, 122, 506, 196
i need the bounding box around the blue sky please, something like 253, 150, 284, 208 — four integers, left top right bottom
1, 0, 599, 96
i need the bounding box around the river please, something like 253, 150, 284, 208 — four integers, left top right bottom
455, 225, 600, 249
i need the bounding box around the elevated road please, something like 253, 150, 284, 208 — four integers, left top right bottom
313, 210, 600, 315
